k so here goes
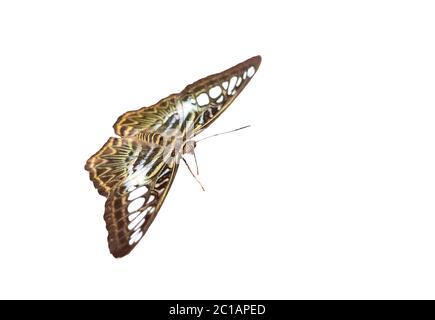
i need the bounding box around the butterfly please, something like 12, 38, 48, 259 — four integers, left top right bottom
85, 55, 261, 258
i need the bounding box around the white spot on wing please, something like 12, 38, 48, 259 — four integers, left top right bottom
128, 211, 147, 230
209, 86, 222, 99
178, 98, 199, 121
126, 185, 136, 192
128, 197, 145, 213
197, 93, 209, 107
128, 186, 148, 201
128, 211, 141, 221
228, 76, 237, 95
133, 218, 145, 231
144, 206, 155, 216
129, 230, 143, 245
247, 66, 255, 78
148, 194, 156, 203
236, 76, 242, 87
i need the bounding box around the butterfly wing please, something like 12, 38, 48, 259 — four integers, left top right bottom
113, 94, 180, 138
113, 56, 261, 138
85, 137, 166, 197
104, 160, 178, 258
85, 136, 179, 257
180, 55, 261, 134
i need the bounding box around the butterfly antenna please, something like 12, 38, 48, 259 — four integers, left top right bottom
193, 149, 199, 175
195, 125, 251, 143
182, 157, 205, 191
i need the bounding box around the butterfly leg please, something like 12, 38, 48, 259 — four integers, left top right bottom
193, 149, 199, 175
182, 157, 205, 191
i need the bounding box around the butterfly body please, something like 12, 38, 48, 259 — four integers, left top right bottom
86, 56, 261, 257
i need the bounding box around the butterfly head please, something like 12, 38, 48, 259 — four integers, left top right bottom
182, 140, 197, 155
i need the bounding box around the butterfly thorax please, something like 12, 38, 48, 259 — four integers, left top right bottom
181, 140, 196, 155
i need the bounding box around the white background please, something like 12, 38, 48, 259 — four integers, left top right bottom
0, 0, 434, 299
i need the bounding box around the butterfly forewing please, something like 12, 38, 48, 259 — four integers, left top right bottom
181, 55, 261, 134
85, 137, 166, 197
113, 94, 180, 138
112, 56, 261, 138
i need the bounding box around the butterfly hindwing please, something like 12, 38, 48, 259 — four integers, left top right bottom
86, 135, 179, 257
85, 137, 165, 197
104, 161, 178, 258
